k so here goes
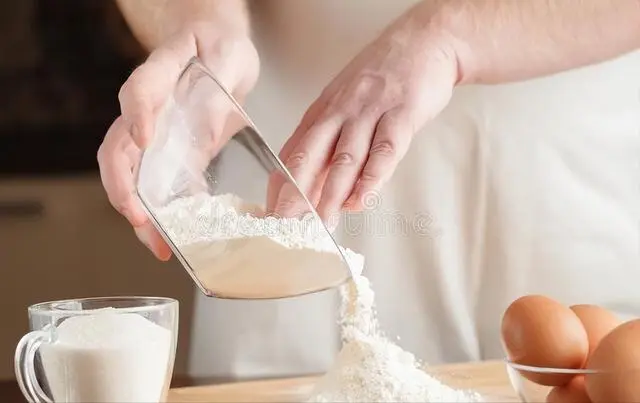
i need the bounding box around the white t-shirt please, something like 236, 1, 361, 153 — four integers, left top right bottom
188, 0, 640, 378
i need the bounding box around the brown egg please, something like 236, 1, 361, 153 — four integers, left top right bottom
501, 295, 589, 386
570, 305, 620, 354
547, 376, 591, 403
585, 319, 640, 403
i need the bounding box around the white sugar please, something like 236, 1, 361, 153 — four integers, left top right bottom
52, 309, 168, 348
39, 310, 173, 402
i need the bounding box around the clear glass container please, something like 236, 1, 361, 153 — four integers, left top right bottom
15, 296, 178, 403
136, 57, 353, 300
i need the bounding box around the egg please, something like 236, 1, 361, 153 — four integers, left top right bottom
546, 376, 591, 403
501, 295, 589, 386
585, 319, 640, 403
570, 305, 620, 354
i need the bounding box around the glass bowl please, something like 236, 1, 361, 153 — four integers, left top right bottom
135, 56, 353, 300
505, 360, 598, 403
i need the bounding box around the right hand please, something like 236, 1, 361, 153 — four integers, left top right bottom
97, 24, 260, 260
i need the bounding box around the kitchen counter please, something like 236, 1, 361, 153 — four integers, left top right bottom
168, 360, 519, 402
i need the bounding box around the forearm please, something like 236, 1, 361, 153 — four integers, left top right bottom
115, 0, 250, 51
418, 0, 640, 84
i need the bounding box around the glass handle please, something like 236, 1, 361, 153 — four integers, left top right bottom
14, 330, 53, 403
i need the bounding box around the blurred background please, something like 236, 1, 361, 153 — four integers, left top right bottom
0, 1, 197, 400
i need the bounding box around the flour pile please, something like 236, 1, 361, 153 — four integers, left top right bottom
155, 193, 360, 299
156, 193, 336, 250
156, 193, 482, 401
307, 272, 484, 402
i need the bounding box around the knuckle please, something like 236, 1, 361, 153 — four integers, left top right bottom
109, 195, 137, 224
118, 67, 144, 105
275, 197, 305, 216
331, 151, 356, 167
105, 192, 125, 214
117, 85, 133, 110
353, 74, 382, 96
285, 151, 308, 170
117, 78, 132, 104
114, 204, 135, 223
275, 198, 296, 211
360, 169, 379, 183
370, 140, 396, 158
353, 78, 373, 98
96, 144, 106, 164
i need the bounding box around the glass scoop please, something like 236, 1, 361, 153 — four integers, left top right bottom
135, 57, 352, 300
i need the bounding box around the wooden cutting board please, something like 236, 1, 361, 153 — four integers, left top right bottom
168, 360, 519, 402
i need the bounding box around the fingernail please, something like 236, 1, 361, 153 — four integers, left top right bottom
156, 248, 172, 262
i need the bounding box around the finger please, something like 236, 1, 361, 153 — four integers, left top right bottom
266, 138, 297, 213
267, 162, 329, 218
266, 136, 298, 214
97, 117, 148, 228
307, 166, 330, 209
135, 222, 172, 261
99, 117, 171, 259
119, 32, 198, 149
267, 97, 329, 212
316, 116, 378, 221
345, 109, 413, 210
274, 117, 342, 217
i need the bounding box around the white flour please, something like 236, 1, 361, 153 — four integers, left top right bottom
157, 193, 482, 402
308, 275, 484, 402
157, 193, 336, 249
156, 193, 359, 298
39, 309, 173, 403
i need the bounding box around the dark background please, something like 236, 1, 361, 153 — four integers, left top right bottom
0, 0, 144, 176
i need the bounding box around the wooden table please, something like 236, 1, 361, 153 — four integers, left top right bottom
168, 360, 519, 402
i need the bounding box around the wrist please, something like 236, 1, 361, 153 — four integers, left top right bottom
185, 20, 251, 48
182, 22, 258, 72
183, 22, 260, 97
412, 1, 476, 86
161, 0, 251, 42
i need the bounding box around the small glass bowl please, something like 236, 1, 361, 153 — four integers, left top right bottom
504, 360, 598, 402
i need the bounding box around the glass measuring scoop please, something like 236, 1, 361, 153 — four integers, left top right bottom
135, 57, 353, 299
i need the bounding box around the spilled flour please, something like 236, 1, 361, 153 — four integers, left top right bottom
155, 192, 482, 401
308, 258, 483, 402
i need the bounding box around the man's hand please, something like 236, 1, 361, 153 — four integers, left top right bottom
98, 24, 259, 260
267, 7, 458, 222
269, 0, 640, 224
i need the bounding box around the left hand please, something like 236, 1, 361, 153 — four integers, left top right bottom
267, 6, 459, 222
